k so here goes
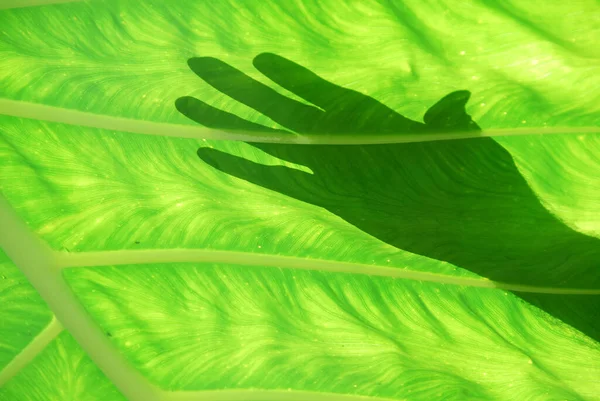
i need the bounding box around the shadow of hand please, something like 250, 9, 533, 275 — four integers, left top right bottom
177, 53, 600, 341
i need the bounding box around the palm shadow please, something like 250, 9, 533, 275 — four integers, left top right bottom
176, 53, 600, 342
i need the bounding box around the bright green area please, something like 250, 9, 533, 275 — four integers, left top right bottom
0, 0, 599, 400
0, 249, 52, 371
0, 330, 126, 401
63, 263, 600, 400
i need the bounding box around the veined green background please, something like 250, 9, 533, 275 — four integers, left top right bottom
0, 0, 599, 400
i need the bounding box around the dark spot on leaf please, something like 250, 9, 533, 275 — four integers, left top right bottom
106, 332, 112, 337
135, 241, 140, 244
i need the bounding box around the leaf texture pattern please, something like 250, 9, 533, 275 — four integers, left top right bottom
0, 0, 599, 400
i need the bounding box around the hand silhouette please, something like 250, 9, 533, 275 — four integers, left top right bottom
176, 53, 600, 341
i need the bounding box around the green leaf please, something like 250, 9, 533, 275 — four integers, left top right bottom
1, 0, 599, 400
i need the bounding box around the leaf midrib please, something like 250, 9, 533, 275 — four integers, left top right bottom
2, 98, 599, 145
